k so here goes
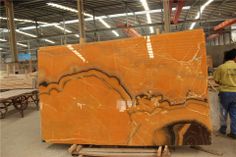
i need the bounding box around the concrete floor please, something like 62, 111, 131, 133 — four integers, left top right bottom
0, 91, 236, 157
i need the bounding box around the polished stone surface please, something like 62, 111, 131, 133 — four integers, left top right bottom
38, 29, 212, 146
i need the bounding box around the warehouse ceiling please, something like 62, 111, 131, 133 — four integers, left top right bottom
0, 0, 236, 58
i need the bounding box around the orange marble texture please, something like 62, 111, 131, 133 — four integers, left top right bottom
38, 29, 212, 146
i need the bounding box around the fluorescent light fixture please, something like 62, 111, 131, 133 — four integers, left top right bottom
140, 0, 149, 10
84, 13, 93, 18
19, 26, 37, 31
54, 25, 72, 33
189, 22, 196, 30
47, 2, 77, 13
0, 16, 45, 24
42, 39, 55, 44
64, 19, 79, 24
146, 13, 152, 23
108, 13, 132, 18
19, 21, 72, 33
0, 17, 7, 20
189, 0, 214, 30
99, 18, 119, 37
1, 6, 191, 26
0, 6, 191, 33
112, 30, 119, 37
149, 27, 154, 34
38, 22, 72, 33
74, 34, 80, 38
0, 48, 2, 50
16, 30, 37, 38
0, 38, 7, 42
47, 2, 119, 37
39, 23, 56, 27
47, 2, 93, 18
17, 42, 28, 47
0, 38, 28, 47
140, 0, 154, 34
99, 18, 111, 28
0, 6, 191, 36
232, 24, 236, 29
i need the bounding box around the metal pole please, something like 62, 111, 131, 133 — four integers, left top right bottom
5, 0, 18, 62
92, 9, 98, 41
77, 0, 86, 43
35, 21, 41, 47
163, 0, 171, 33
63, 17, 67, 44
28, 41, 32, 73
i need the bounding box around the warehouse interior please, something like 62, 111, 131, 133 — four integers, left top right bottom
0, 0, 236, 157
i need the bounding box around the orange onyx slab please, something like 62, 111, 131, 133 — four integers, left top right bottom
38, 29, 212, 146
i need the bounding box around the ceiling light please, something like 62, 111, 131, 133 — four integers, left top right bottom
47, 2, 93, 18
42, 39, 55, 44
16, 30, 37, 38
0, 38, 28, 47
20, 26, 37, 31
0, 6, 191, 32
84, 13, 93, 18
0, 38, 7, 42
140, 0, 154, 34
98, 19, 119, 36
0, 17, 7, 20
146, 13, 152, 23
0, 48, 2, 50
64, 19, 79, 24
140, 0, 149, 11
98, 18, 111, 28
47, 2, 119, 37
0, 16, 45, 24
189, 0, 214, 30
74, 34, 80, 38
39, 23, 56, 27
54, 25, 72, 33
47, 2, 77, 13
17, 42, 28, 47
149, 27, 154, 34
112, 30, 119, 37
108, 13, 127, 18
189, 22, 196, 30
0, 6, 190, 36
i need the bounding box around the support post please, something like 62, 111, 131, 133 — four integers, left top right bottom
35, 21, 41, 47
63, 17, 67, 45
5, 0, 18, 62
77, 0, 86, 44
28, 41, 32, 73
163, 0, 171, 33
92, 9, 98, 41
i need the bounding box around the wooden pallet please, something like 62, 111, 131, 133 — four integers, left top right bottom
68, 145, 171, 157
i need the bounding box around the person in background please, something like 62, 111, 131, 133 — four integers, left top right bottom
213, 48, 236, 139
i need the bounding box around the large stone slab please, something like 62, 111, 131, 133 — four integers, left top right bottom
38, 29, 212, 146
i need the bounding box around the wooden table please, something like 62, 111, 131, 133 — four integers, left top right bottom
0, 89, 39, 119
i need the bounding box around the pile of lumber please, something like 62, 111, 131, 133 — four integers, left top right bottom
208, 76, 219, 92
0, 72, 37, 90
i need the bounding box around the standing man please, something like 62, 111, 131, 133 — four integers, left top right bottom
213, 48, 236, 139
